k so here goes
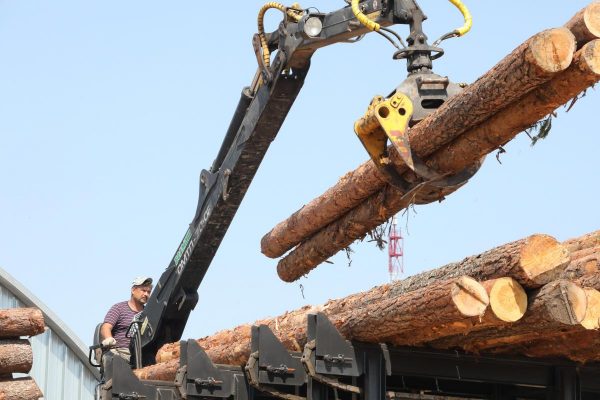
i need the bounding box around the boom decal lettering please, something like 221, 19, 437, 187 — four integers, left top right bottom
176, 204, 213, 275
173, 228, 192, 265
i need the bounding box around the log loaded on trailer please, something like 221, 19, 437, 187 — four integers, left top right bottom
88, 1, 600, 400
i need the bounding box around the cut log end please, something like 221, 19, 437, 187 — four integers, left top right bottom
581, 39, 600, 74
529, 28, 576, 73
542, 280, 588, 325
585, 2, 600, 38
451, 277, 489, 317
488, 278, 527, 322
519, 234, 570, 284
581, 288, 600, 330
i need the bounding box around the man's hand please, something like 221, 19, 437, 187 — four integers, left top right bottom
101, 337, 117, 348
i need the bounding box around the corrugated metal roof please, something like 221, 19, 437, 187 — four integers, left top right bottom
0, 266, 100, 399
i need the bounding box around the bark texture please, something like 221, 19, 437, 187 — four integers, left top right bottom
565, 2, 600, 48
429, 280, 588, 353
276, 39, 600, 282
492, 329, 600, 363
0, 377, 42, 400
261, 28, 576, 260
562, 229, 600, 252
0, 340, 32, 375
0, 309, 44, 339
381, 278, 527, 346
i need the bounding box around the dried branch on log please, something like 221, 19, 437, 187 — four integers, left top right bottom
0, 340, 32, 375
0, 309, 45, 339
428, 280, 589, 353
565, 1, 600, 48
276, 39, 600, 282
0, 377, 43, 400
261, 28, 576, 260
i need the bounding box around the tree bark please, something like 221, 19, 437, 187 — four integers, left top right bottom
0, 377, 42, 400
563, 229, 600, 252
139, 277, 488, 381
428, 280, 588, 353
276, 39, 600, 282
261, 28, 576, 260
491, 328, 600, 364
0, 309, 44, 339
0, 340, 32, 375
562, 247, 599, 279
565, 2, 600, 48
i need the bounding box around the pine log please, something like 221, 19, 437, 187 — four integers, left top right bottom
261, 28, 576, 260
0, 377, 43, 400
575, 272, 600, 290
276, 39, 600, 282
565, 2, 600, 48
491, 328, 600, 363
0, 340, 32, 375
0, 309, 44, 339
381, 277, 527, 346
139, 276, 488, 381
153, 232, 572, 364
562, 246, 600, 279
428, 280, 588, 353
562, 229, 600, 253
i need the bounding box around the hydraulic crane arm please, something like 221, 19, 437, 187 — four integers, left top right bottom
133, 0, 468, 367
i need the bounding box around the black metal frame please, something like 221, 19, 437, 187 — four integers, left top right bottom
105, 313, 600, 400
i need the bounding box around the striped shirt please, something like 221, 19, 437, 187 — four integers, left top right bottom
103, 301, 140, 348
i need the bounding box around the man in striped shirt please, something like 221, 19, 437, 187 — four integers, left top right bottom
100, 276, 153, 364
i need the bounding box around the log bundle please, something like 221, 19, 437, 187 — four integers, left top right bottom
260, 3, 600, 282
135, 230, 600, 382
0, 308, 45, 400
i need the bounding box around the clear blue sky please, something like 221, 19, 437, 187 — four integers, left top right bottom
0, 1, 598, 348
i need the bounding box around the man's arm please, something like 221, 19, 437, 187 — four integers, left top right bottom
100, 323, 114, 341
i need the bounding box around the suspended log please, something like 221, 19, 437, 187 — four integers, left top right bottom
261, 27, 576, 260
565, 1, 600, 48
0, 309, 45, 339
276, 39, 600, 282
0, 340, 32, 375
0, 377, 43, 400
381, 277, 527, 346
428, 280, 588, 353
138, 276, 488, 381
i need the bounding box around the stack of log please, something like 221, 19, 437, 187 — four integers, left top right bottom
0, 308, 45, 400
260, 2, 600, 283
133, 229, 600, 382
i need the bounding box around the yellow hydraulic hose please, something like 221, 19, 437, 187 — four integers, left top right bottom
257, 2, 303, 68
351, 0, 380, 31
448, 0, 472, 37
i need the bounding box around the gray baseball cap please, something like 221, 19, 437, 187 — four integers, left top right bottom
132, 276, 153, 287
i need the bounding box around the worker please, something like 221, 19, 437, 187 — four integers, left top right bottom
100, 276, 153, 364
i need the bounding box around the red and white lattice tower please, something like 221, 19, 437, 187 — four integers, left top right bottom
388, 216, 404, 281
